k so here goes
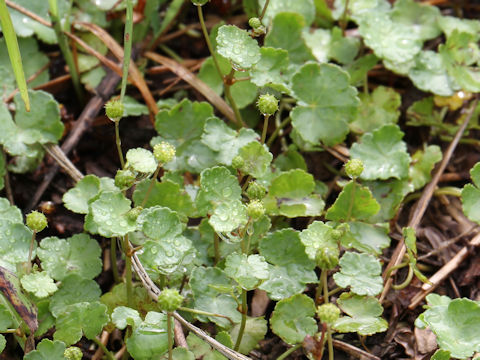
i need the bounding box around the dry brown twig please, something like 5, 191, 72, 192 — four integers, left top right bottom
144, 51, 237, 126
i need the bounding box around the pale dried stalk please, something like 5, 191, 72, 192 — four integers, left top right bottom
380, 99, 478, 302
43, 144, 83, 182
131, 254, 252, 360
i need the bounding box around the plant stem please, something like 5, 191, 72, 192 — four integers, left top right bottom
93, 337, 115, 360
340, 0, 350, 34
111, 238, 120, 283
261, 115, 269, 144
345, 180, 356, 221
392, 265, 414, 290
276, 344, 301, 360
321, 269, 334, 360
234, 289, 248, 351
266, 116, 290, 147
197, 5, 244, 127
123, 235, 133, 308
177, 307, 234, 325
27, 231, 36, 274
224, 70, 244, 127
167, 312, 173, 360
48, 0, 84, 103
404, 186, 463, 204
197, 5, 222, 80
241, 175, 252, 192
214, 233, 220, 265
120, 0, 133, 103
159, 44, 183, 63
384, 261, 409, 280
115, 120, 125, 168
141, 163, 162, 207
259, 0, 270, 21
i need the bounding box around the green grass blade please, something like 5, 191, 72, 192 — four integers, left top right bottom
0, 0, 30, 111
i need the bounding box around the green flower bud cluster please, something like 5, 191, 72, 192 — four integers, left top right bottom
257, 94, 278, 116
246, 181, 267, 200
315, 245, 339, 270
127, 206, 143, 222
154, 142, 176, 164
64, 347, 83, 360
105, 99, 124, 121
26, 211, 47, 232
248, 17, 266, 36
232, 155, 245, 169
316, 303, 340, 325
115, 169, 136, 189
247, 200, 265, 220
345, 159, 364, 179
158, 288, 184, 312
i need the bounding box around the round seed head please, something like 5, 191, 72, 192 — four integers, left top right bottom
26, 211, 47, 232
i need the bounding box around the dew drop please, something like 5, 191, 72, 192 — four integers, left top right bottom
219, 213, 228, 221
222, 187, 232, 197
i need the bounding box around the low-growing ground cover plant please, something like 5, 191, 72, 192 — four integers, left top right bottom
1, 0, 480, 359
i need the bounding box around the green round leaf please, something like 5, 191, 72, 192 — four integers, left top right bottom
259, 229, 316, 300
24, 339, 67, 360
112, 306, 142, 329
237, 141, 272, 178
201, 118, 257, 166
216, 25, 260, 70
264, 13, 314, 64
326, 181, 380, 222
126, 148, 157, 174
462, 163, 480, 224
0, 197, 22, 223
49, 275, 101, 317
229, 317, 267, 354
224, 253, 269, 290
62, 175, 101, 214
195, 166, 242, 215
421, 298, 480, 358
408, 51, 454, 96
209, 200, 248, 233
21, 271, 58, 298
350, 125, 411, 180
88, 191, 137, 237
291, 63, 359, 146
138, 206, 184, 241
0, 220, 33, 271
333, 252, 383, 296
54, 301, 109, 346
250, 47, 291, 93
409, 145, 442, 190
358, 12, 423, 64
350, 86, 401, 133
138, 236, 195, 275
270, 294, 317, 344
333, 292, 388, 336
190, 267, 242, 327
340, 222, 390, 255
37, 234, 102, 281
133, 179, 195, 218
258, 0, 315, 26
300, 221, 338, 261
126, 312, 169, 360
270, 169, 314, 198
